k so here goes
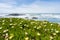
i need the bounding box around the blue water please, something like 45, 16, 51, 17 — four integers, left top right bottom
0, 13, 60, 23
29, 13, 60, 23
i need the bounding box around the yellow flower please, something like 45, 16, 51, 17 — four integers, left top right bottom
25, 37, 29, 40
0, 27, 2, 29
9, 34, 14, 39
2, 23, 5, 25
37, 32, 41, 36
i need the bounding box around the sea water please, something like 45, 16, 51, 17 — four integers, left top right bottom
0, 13, 60, 23
29, 13, 60, 23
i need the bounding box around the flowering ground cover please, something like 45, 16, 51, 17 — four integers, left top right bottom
0, 18, 60, 40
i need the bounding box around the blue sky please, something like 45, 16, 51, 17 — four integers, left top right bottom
0, 0, 60, 13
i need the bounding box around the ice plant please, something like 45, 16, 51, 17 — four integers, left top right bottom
0, 18, 60, 40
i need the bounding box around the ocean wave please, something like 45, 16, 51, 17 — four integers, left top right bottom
0, 13, 60, 23
40, 14, 60, 18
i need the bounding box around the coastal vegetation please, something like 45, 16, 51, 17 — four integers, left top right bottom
0, 18, 60, 40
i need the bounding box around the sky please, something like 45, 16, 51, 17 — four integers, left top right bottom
0, 0, 60, 13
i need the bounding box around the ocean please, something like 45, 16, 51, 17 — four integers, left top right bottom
29, 13, 60, 23
0, 13, 60, 23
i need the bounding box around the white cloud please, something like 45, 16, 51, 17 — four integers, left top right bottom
0, 1, 60, 13
0, 0, 17, 5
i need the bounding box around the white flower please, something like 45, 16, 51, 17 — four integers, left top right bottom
26, 25, 29, 27
3, 29, 8, 33
58, 25, 60, 27
24, 24, 27, 26
50, 36, 53, 39
11, 26, 14, 28
2, 20, 5, 22
10, 19, 12, 22
43, 21, 47, 24
25, 32, 28, 35
5, 33, 8, 40
44, 25, 46, 27
0, 27, 2, 29
34, 26, 36, 28
55, 30, 59, 33
53, 33, 56, 36
13, 23, 17, 25
37, 26, 41, 29
44, 29, 49, 31
25, 37, 29, 40
20, 27, 23, 29
51, 24, 53, 26
19, 23, 22, 24
6, 33, 8, 36
10, 23, 13, 25
6, 33, 8, 39
51, 29, 54, 31
44, 29, 47, 31
31, 22, 35, 24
